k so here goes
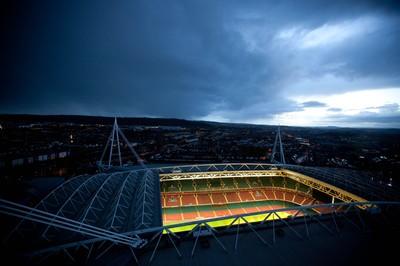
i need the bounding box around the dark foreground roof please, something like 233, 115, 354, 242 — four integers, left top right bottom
2, 202, 398, 266
1, 163, 399, 265
132, 208, 400, 266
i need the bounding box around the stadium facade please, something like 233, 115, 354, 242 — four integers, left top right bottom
1, 120, 399, 265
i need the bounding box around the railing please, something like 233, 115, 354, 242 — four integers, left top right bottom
1, 197, 399, 264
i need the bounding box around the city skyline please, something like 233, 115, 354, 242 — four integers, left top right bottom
1, 1, 400, 128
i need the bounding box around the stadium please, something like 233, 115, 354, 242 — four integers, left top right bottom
1, 120, 399, 265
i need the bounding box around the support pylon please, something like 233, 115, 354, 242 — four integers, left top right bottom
270, 125, 286, 164
98, 118, 146, 171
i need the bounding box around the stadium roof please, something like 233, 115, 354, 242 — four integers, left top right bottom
1, 163, 399, 265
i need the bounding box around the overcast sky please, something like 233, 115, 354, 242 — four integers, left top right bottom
1, 0, 400, 128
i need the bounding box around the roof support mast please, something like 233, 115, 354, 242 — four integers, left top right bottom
270, 125, 286, 164
98, 118, 146, 171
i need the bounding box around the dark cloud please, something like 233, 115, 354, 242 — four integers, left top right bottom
1, 0, 399, 127
322, 102, 400, 128
325, 112, 400, 128
367, 103, 399, 113
327, 108, 342, 112
301, 101, 327, 108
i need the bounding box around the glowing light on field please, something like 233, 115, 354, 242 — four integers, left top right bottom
162, 212, 293, 234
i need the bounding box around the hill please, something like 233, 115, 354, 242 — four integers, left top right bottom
0, 114, 214, 128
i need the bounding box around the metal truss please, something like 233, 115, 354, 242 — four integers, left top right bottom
159, 168, 285, 181
283, 164, 400, 202
283, 169, 371, 209
2, 200, 399, 264
271, 125, 286, 164
103, 171, 140, 232
2, 162, 399, 264
3, 169, 162, 255
156, 163, 282, 175
132, 169, 163, 230
98, 118, 146, 171
153, 163, 400, 202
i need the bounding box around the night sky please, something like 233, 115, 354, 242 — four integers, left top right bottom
1, 0, 400, 128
